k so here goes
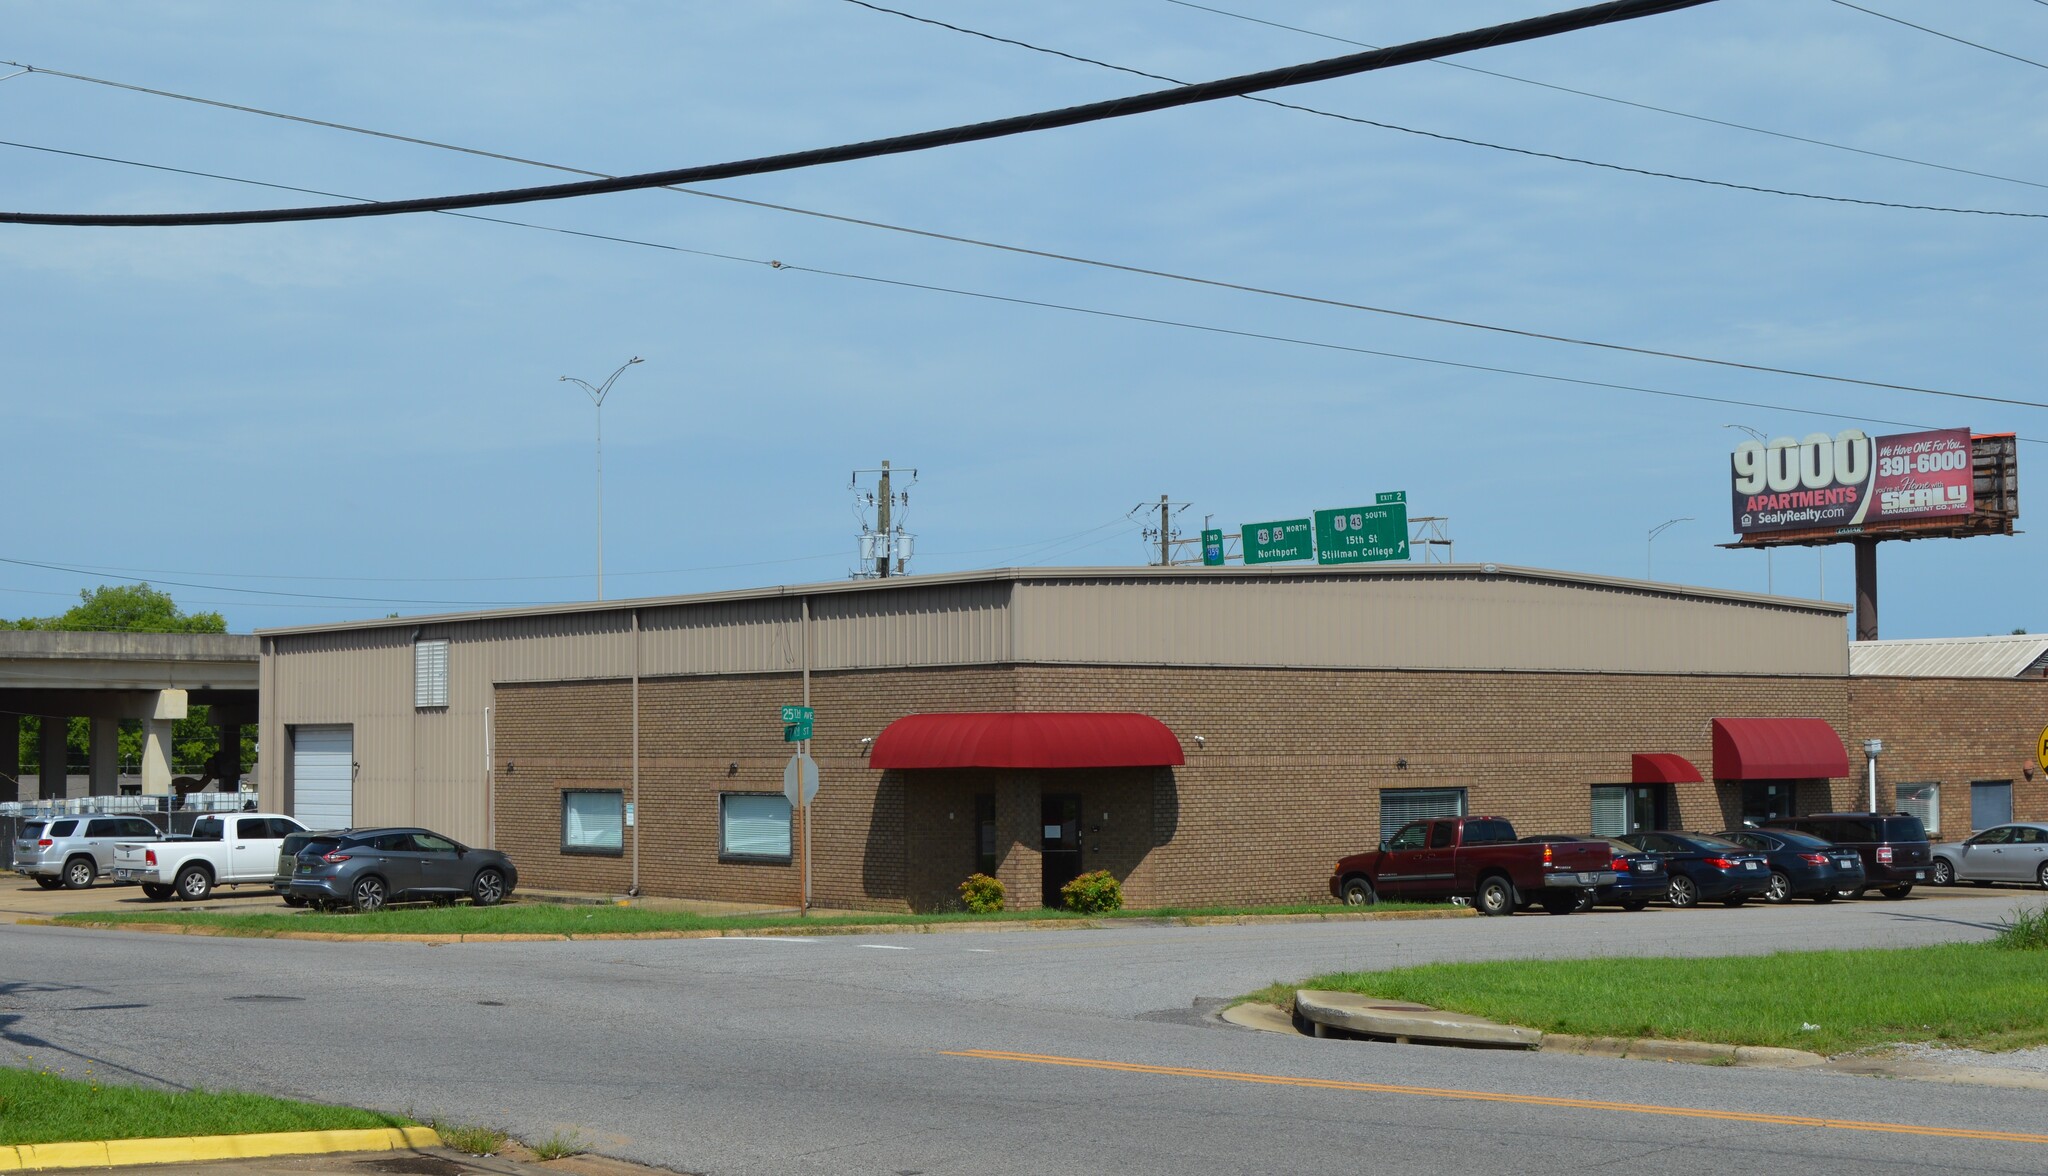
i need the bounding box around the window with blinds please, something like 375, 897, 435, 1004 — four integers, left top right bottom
721, 793, 792, 862
414, 640, 449, 709
1894, 782, 1939, 834
561, 790, 624, 855
1590, 786, 1630, 837
1378, 787, 1467, 842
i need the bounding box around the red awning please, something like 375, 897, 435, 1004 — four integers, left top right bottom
870, 712, 1185, 770
1631, 753, 1702, 785
1711, 717, 1849, 780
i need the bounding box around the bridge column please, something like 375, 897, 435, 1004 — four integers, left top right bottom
0, 715, 17, 803
140, 690, 188, 797
39, 717, 68, 800
88, 718, 120, 796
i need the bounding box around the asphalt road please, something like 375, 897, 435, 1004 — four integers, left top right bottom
6, 892, 2048, 1175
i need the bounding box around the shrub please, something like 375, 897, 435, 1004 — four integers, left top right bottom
958, 873, 1005, 914
1060, 870, 1123, 914
1994, 904, 2048, 950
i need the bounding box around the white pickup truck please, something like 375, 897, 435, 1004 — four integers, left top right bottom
113, 812, 308, 901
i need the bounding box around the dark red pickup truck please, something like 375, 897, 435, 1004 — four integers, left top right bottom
1329, 816, 1616, 916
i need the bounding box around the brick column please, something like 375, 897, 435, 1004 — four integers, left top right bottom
994, 774, 1042, 908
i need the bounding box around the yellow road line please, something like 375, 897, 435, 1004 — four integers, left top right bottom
945, 1050, 2048, 1145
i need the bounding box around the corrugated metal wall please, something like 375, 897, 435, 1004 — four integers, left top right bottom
1009, 572, 1845, 676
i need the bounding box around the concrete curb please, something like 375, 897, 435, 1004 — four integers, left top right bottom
25, 905, 1472, 945
1294, 989, 1540, 1048
1541, 1034, 1824, 1067
0, 1126, 440, 1172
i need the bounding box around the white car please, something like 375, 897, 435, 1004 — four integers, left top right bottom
1929, 822, 2048, 889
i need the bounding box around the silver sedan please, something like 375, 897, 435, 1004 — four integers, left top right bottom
1929, 822, 2048, 888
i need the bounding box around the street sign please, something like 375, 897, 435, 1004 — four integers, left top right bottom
1241, 518, 1312, 564
1313, 502, 1409, 564
2037, 724, 2048, 774
783, 753, 820, 805
781, 705, 814, 742
1201, 528, 1225, 567
1376, 490, 1406, 505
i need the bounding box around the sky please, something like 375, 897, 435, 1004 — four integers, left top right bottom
1, 0, 2042, 638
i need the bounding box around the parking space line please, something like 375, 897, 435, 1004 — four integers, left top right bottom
945, 1050, 2048, 1145
859, 944, 912, 950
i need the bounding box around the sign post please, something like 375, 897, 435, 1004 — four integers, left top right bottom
780, 703, 816, 914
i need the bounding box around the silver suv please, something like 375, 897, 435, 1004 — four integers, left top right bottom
14, 814, 164, 889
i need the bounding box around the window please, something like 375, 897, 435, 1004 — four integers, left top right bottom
370, 832, 418, 852
119, 818, 159, 838
48, 820, 77, 837
1385, 824, 1427, 851
1378, 788, 1466, 843
414, 639, 450, 709
974, 794, 997, 876
721, 793, 791, 862
1462, 819, 1515, 845
562, 790, 625, 856
1895, 782, 1939, 834
415, 833, 458, 853
1971, 781, 2013, 830
87, 819, 121, 836
1428, 823, 1457, 849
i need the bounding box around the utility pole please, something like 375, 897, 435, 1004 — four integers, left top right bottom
1158, 495, 1170, 567
877, 461, 893, 579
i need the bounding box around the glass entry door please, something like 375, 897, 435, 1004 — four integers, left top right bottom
1040, 793, 1083, 907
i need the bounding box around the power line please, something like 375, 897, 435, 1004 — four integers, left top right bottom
1160, 0, 2048, 195
1828, 0, 2048, 72
843, 0, 2048, 219
0, 0, 1721, 226
8, 136, 2044, 443
10, 62, 2040, 410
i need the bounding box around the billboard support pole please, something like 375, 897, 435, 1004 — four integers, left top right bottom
1853, 539, 1879, 641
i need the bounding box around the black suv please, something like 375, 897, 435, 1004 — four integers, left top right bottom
1762, 812, 1930, 899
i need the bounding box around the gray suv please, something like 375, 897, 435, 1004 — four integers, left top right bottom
14, 814, 164, 889
275, 827, 517, 912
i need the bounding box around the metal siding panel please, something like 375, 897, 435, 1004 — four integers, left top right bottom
1012, 575, 1843, 675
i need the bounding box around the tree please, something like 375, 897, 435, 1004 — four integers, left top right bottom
13, 584, 247, 777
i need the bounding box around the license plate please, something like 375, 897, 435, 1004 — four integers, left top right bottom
1911, 871, 1924, 880
1837, 857, 1857, 868
1742, 861, 1759, 869
1634, 862, 1653, 872
296, 864, 315, 875
113, 869, 134, 881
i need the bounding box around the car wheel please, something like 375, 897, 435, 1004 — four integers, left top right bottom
2038, 862, 2048, 890
351, 875, 388, 913
1667, 875, 1699, 908
471, 868, 507, 908
1764, 871, 1792, 904
62, 857, 96, 890
1538, 892, 1578, 916
1880, 884, 1913, 900
174, 865, 212, 901
1931, 858, 1955, 887
34, 876, 63, 890
1620, 898, 1650, 912
281, 895, 308, 908
1474, 875, 1515, 917
141, 883, 174, 900
1338, 877, 1376, 907
1572, 890, 1597, 912
1722, 894, 1748, 907
1812, 890, 1835, 904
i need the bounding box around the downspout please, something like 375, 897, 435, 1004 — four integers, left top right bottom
630, 608, 641, 897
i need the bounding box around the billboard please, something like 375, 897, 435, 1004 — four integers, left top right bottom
1731, 428, 1974, 538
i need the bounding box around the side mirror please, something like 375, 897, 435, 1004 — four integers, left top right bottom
1379, 840, 1389, 852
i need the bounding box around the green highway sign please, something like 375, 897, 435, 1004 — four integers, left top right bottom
781, 705, 814, 742
1376, 490, 1406, 505
1241, 518, 1312, 565
1201, 529, 1225, 567
1313, 502, 1410, 565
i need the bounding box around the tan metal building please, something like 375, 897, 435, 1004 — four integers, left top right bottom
256, 566, 2044, 911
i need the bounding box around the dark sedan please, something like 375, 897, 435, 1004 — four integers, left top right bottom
274, 827, 517, 913
1616, 832, 1772, 907
1713, 828, 1865, 903
1521, 835, 1667, 910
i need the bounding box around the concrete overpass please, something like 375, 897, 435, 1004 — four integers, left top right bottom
0, 631, 258, 802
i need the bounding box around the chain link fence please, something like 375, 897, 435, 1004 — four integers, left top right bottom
1, 792, 253, 869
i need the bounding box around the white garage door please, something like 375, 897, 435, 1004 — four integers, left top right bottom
292, 726, 354, 830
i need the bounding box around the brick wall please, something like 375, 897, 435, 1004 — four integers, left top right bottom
495, 662, 2048, 910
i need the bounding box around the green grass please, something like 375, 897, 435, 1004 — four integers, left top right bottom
0, 1065, 412, 1147
50, 897, 1452, 937
1244, 926, 2048, 1056
431, 1119, 507, 1156
530, 1130, 587, 1160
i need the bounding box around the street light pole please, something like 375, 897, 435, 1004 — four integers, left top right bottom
560, 357, 642, 601
1722, 424, 1775, 594
1647, 516, 1693, 580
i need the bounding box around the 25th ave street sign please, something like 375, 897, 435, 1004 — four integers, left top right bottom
1241, 518, 1312, 564
1313, 502, 1409, 564
781, 705, 813, 742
